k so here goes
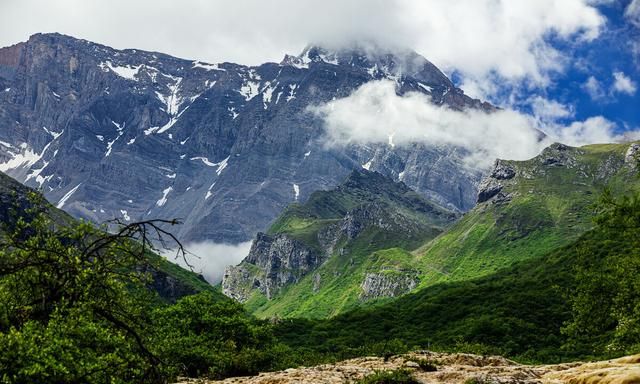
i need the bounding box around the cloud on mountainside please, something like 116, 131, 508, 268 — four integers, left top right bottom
313, 81, 640, 169
164, 241, 253, 284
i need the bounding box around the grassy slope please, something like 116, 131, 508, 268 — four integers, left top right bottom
250, 143, 637, 319
243, 170, 456, 318
412, 142, 636, 288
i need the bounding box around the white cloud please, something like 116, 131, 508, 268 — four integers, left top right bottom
530, 96, 574, 122
583, 76, 606, 100
0, 0, 603, 93
164, 241, 252, 284
313, 80, 635, 169
612, 71, 637, 95
626, 0, 640, 28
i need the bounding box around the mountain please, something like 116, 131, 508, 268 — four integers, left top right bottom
271, 142, 640, 362
222, 169, 457, 317
228, 141, 640, 319
0, 33, 491, 243
0, 169, 218, 302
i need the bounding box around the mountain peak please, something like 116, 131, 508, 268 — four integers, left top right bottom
280, 42, 453, 87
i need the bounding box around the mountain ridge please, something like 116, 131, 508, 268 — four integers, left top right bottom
0, 32, 491, 243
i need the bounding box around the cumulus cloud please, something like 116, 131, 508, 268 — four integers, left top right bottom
583, 76, 606, 100
313, 80, 635, 169
612, 71, 637, 95
1, 0, 603, 90
530, 96, 574, 122
163, 241, 253, 284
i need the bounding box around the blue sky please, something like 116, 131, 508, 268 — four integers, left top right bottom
457, 0, 639, 134
555, 1, 639, 132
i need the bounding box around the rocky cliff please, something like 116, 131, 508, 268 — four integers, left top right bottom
0, 33, 490, 243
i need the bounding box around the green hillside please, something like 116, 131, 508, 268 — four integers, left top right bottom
272, 141, 640, 362
224, 169, 458, 318
273, 223, 632, 363
239, 142, 639, 319
413, 142, 638, 288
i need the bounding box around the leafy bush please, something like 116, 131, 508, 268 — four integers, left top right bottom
357, 369, 419, 384
0, 192, 298, 383
0, 195, 168, 382
563, 188, 640, 355
151, 292, 285, 379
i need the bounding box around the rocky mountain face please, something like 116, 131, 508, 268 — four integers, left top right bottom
223, 169, 457, 317
0, 33, 490, 243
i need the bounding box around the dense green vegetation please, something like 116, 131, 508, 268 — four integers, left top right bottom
563, 187, 640, 355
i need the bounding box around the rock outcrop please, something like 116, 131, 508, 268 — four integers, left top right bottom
178, 352, 640, 384
360, 270, 419, 301
224, 233, 323, 300
626, 143, 640, 168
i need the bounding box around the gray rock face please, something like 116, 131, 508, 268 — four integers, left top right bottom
243, 232, 323, 299
625, 143, 640, 167
0, 33, 489, 243
539, 143, 575, 167
477, 178, 504, 203
360, 271, 419, 301
477, 159, 517, 204
490, 160, 516, 180
221, 264, 256, 303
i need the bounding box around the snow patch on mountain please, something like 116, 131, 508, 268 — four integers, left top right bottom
98, 61, 142, 81
293, 183, 300, 200
57, 183, 81, 209
156, 186, 173, 207
192, 61, 225, 71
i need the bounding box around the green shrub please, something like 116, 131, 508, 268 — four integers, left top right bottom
357, 369, 420, 384
151, 292, 282, 379
412, 358, 438, 372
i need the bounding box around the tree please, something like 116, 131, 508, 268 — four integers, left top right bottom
151, 292, 285, 379
0, 192, 185, 383
564, 170, 640, 355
